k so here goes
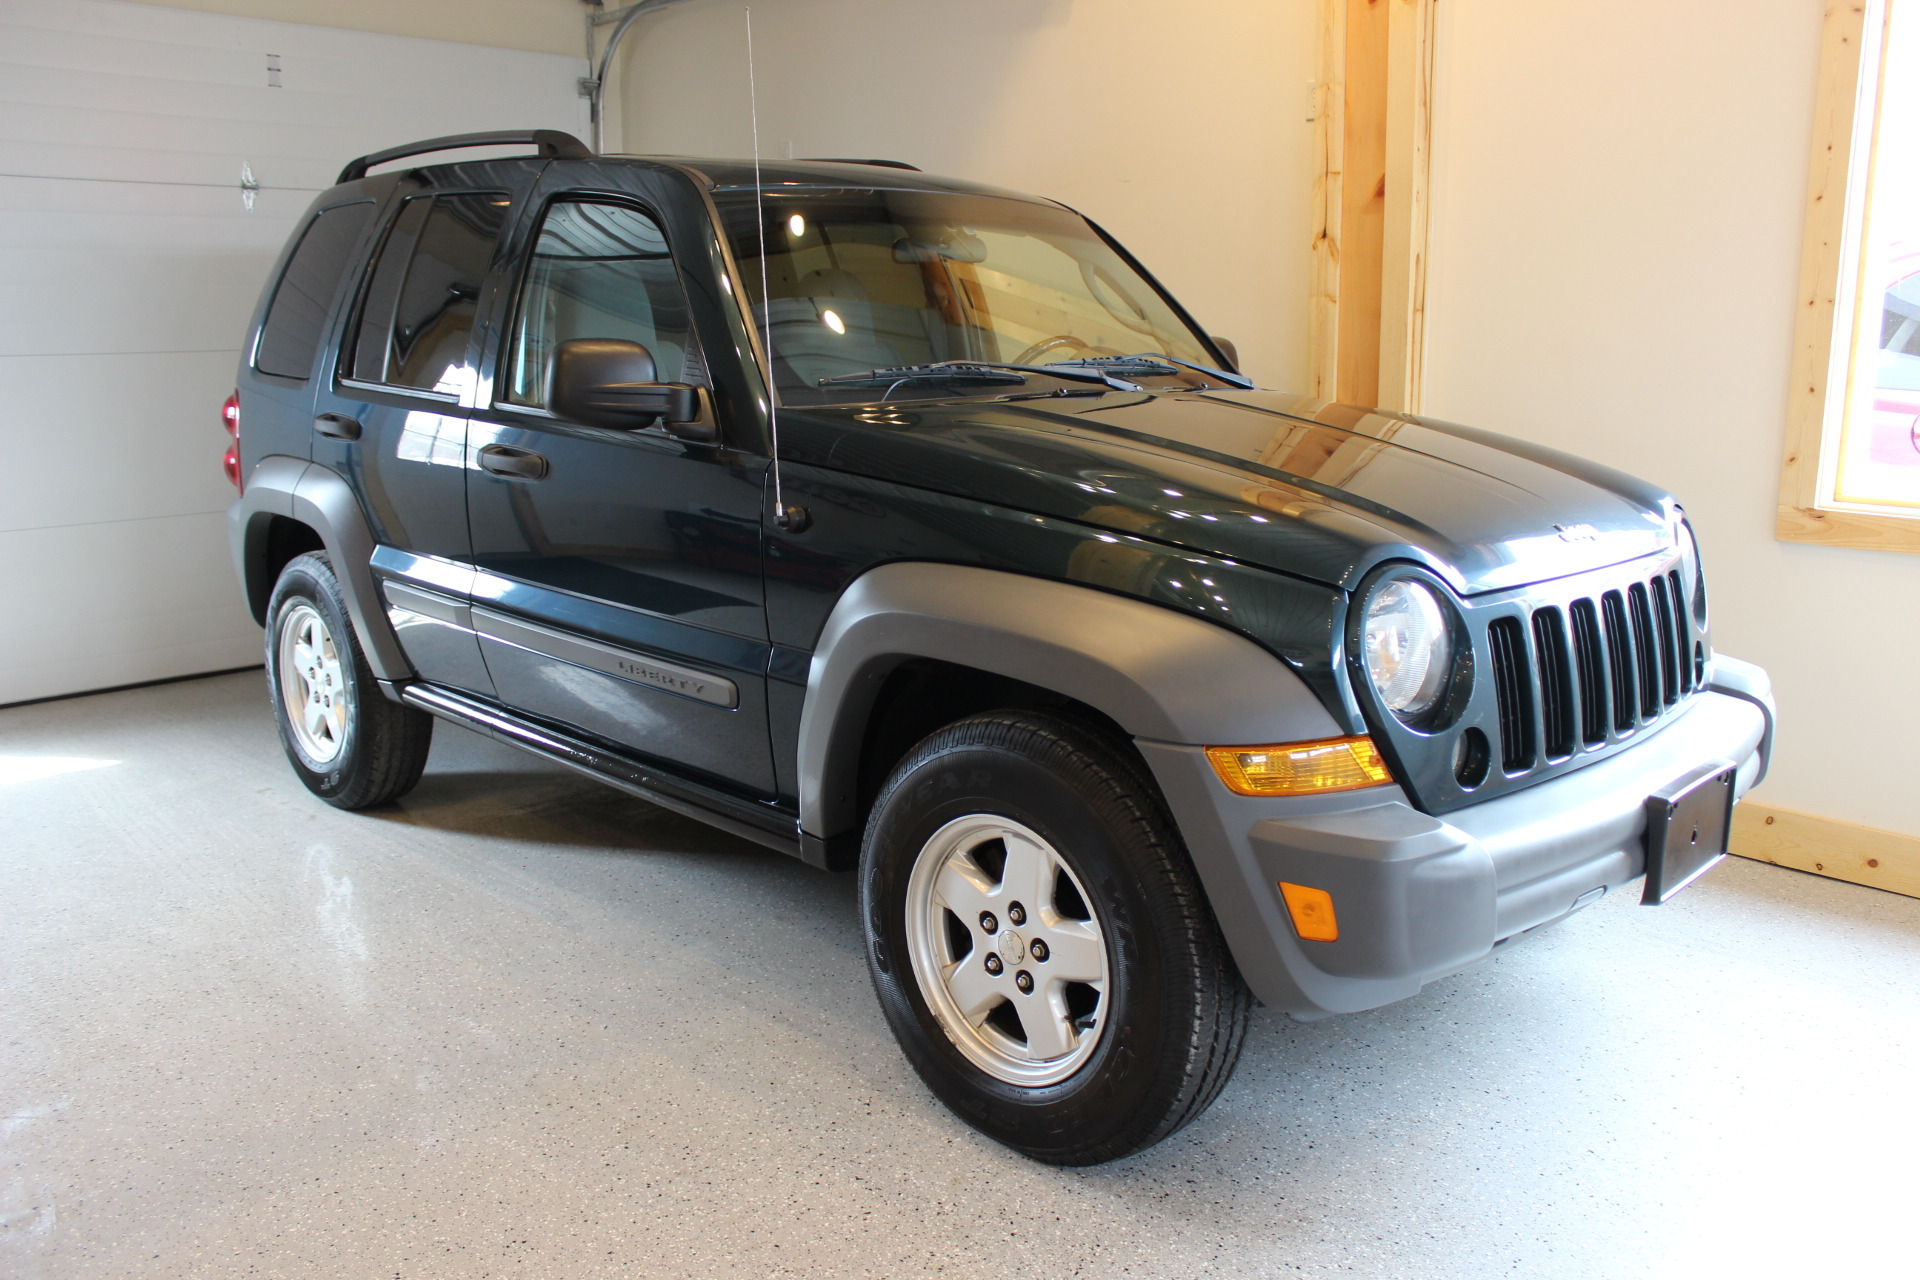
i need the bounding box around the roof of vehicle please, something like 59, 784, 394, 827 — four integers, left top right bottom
610, 155, 1058, 205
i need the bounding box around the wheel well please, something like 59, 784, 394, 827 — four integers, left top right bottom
853, 657, 1138, 823
246, 515, 325, 623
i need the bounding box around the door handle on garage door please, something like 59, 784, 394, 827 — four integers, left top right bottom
477, 443, 549, 480
313, 412, 361, 441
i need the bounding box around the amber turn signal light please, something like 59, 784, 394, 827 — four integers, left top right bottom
1279, 882, 1339, 942
1205, 735, 1392, 796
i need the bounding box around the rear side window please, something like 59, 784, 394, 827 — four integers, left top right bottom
254, 201, 375, 379
351, 192, 510, 394
502, 200, 696, 406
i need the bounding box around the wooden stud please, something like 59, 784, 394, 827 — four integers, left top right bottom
1377, 0, 1434, 414
1733, 800, 1920, 900
1311, 0, 1433, 413
1309, 0, 1347, 401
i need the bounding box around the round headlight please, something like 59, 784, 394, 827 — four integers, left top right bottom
1363, 580, 1453, 718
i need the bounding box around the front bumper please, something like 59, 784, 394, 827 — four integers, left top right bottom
1139, 655, 1774, 1016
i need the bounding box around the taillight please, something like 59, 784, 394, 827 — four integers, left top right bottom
221, 390, 242, 492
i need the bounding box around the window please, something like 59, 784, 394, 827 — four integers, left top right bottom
1780, 0, 1920, 551
350, 192, 510, 395
713, 189, 1220, 407
502, 201, 696, 407
253, 201, 374, 379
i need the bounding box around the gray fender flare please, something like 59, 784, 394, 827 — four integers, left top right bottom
798, 562, 1351, 1005
227, 456, 413, 682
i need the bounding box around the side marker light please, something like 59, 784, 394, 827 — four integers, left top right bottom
1279, 882, 1338, 942
1205, 735, 1392, 796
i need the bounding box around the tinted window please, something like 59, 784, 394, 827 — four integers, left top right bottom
254, 201, 374, 378
502, 201, 696, 407
351, 192, 510, 394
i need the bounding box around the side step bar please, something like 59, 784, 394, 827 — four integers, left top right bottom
400, 682, 802, 861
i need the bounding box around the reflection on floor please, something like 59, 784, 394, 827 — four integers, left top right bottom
3, 671, 1914, 1279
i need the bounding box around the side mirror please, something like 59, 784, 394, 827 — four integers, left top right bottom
1209, 336, 1240, 373
549, 338, 711, 439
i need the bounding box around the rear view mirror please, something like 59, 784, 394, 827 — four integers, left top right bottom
1210, 336, 1240, 373
549, 338, 710, 439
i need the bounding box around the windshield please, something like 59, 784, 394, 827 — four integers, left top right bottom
713, 189, 1225, 406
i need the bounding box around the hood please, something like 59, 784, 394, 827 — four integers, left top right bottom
781, 389, 1677, 596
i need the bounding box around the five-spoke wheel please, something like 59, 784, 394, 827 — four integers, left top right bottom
906, 815, 1109, 1086
861, 709, 1252, 1165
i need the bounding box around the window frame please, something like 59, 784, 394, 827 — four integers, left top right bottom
336, 189, 510, 404
1778, 0, 1920, 554
492, 193, 697, 414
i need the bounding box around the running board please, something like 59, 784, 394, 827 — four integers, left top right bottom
399, 682, 802, 860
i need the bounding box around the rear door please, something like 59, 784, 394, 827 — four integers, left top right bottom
313, 169, 531, 696
463, 171, 775, 795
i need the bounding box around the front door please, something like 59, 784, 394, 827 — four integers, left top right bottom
464, 192, 775, 795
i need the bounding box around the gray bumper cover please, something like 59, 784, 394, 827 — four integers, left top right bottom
1138, 656, 1773, 1016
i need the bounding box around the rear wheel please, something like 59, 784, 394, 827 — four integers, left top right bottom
860, 710, 1252, 1165
265, 552, 432, 809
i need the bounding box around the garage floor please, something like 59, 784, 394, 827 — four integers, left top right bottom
4, 672, 1914, 1279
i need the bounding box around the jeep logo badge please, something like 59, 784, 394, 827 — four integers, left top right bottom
1554, 522, 1599, 542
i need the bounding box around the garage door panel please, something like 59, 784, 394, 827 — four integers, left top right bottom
0, 184, 305, 356
0, 0, 586, 703
0, 352, 245, 533
0, 514, 261, 706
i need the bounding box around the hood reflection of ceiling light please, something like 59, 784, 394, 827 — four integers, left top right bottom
821, 308, 846, 334
788, 213, 806, 237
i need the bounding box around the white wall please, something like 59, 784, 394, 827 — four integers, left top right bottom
613, 0, 1318, 395
1423, 0, 1920, 838
0, 0, 587, 704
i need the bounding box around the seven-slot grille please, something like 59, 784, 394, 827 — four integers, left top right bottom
1486, 567, 1700, 775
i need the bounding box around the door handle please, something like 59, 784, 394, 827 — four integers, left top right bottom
477, 443, 549, 480
314, 412, 361, 441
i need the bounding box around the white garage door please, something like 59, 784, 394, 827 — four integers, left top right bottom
0, 0, 588, 704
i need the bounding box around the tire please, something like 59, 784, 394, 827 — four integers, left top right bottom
860, 709, 1252, 1165
265, 551, 432, 810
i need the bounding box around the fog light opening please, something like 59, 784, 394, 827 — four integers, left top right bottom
1454, 727, 1490, 789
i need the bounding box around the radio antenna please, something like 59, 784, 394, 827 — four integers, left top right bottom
745, 8, 799, 530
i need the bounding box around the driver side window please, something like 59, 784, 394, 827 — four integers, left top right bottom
502, 200, 698, 407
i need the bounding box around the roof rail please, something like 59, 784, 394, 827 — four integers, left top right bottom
798, 157, 922, 171
336, 130, 593, 184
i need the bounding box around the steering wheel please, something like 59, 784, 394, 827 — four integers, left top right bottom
1012, 334, 1117, 365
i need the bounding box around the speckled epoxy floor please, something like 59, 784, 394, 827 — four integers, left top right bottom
3, 671, 1915, 1279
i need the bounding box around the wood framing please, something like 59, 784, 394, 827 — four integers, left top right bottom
1733, 800, 1920, 900
1777, 0, 1920, 554
1310, 0, 1434, 413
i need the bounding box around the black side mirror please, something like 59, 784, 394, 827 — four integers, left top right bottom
549, 338, 709, 438
1210, 336, 1240, 373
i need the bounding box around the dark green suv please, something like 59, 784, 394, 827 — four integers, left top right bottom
225, 130, 1775, 1165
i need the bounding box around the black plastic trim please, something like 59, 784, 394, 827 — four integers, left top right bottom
399, 682, 805, 859
337, 130, 590, 183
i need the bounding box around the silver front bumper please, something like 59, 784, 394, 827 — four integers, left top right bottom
1139, 656, 1774, 1016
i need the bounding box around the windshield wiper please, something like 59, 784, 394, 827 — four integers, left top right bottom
820, 360, 1143, 392
1046, 352, 1256, 390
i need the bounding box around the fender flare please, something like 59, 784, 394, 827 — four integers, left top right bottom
797, 561, 1345, 841
227, 456, 413, 682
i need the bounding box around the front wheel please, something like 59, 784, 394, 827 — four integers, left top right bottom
265, 551, 432, 809
860, 710, 1252, 1165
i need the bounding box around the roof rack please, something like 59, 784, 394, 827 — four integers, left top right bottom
336, 130, 593, 184
798, 157, 922, 171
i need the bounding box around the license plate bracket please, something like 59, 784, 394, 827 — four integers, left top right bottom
1642, 763, 1737, 905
